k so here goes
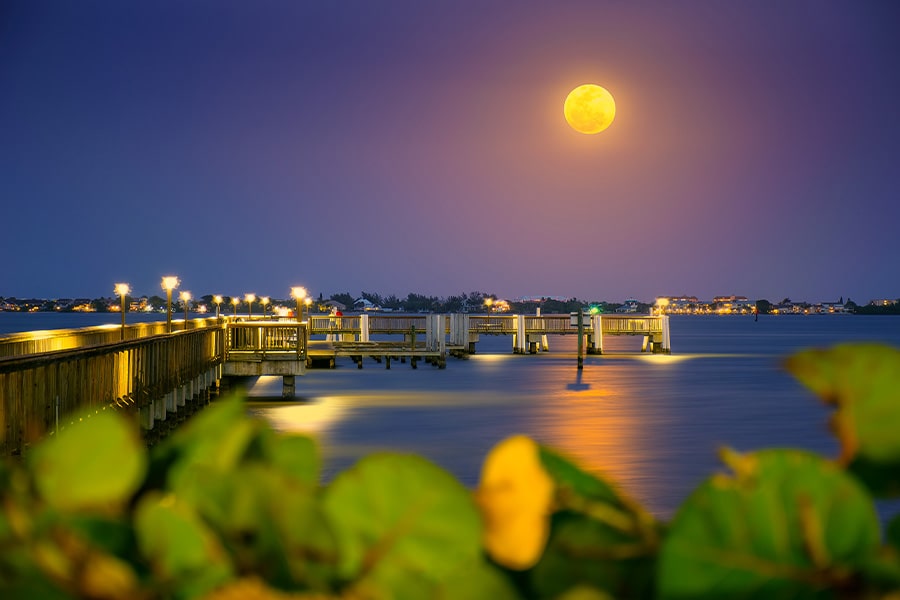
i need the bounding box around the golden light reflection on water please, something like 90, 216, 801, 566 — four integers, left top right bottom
249, 397, 348, 437
244, 351, 715, 515
521, 357, 693, 510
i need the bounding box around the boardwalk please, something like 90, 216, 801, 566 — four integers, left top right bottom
0, 312, 670, 455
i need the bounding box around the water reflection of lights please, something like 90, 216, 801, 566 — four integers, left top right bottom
249, 397, 347, 437
470, 353, 514, 363
527, 362, 677, 514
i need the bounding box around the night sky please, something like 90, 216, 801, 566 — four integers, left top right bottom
2, 1, 898, 304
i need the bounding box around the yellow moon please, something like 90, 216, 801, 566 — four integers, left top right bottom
564, 84, 615, 134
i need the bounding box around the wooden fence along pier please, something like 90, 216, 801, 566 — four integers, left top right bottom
0, 313, 670, 455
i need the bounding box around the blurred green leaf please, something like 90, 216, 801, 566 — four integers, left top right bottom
529, 447, 658, 599
540, 446, 659, 538
247, 428, 320, 487
153, 396, 261, 491
888, 514, 900, 551
134, 491, 234, 599
0, 576, 73, 600
322, 453, 481, 596
180, 463, 338, 592
785, 343, 900, 496
658, 448, 881, 599
432, 558, 522, 600
65, 514, 139, 564
27, 410, 146, 512
531, 513, 655, 599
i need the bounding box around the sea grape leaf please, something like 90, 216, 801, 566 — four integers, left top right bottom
201, 576, 337, 600
28, 410, 146, 512
477, 435, 555, 570
527, 447, 658, 599
530, 513, 656, 600
154, 397, 262, 492
65, 514, 138, 563
658, 448, 881, 599
784, 343, 900, 496
179, 462, 338, 591
539, 446, 659, 539
433, 557, 522, 600
134, 491, 234, 599
247, 427, 320, 487
555, 585, 616, 600
322, 453, 481, 595
889, 514, 900, 551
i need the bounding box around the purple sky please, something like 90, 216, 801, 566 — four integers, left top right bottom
2, 1, 898, 304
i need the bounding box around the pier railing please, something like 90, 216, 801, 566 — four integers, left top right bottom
0, 327, 223, 456
225, 322, 308, 360
0, 318, 221, 359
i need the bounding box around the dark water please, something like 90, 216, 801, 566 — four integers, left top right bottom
3, 312, 898, 521
241, 315, 900, 521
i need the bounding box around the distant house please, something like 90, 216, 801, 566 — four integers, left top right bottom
353, 298, 381, 311
616, 298, 640, 313
323, 300, 347, 313
820, 301, 848, 314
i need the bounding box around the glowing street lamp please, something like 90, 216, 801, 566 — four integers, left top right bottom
231, 296, 239, 317
304, 297, 312, 320
180, 291, 192, 330
114, 283, 130, 340
291, 286, 307, 322
245, 293, 256, 319
655, 297, 669, 316
260, 296, 270, 319
161, 276, 179, 333
213, 295, 223, 319
485, 297, 494, 315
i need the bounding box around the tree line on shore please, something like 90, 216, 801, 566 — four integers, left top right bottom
2, 292, 899, 315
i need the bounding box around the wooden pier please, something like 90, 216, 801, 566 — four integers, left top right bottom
0, 313, 670, 455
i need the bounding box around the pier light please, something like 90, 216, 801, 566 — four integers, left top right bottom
231, 296, 239, 317
161, 276, 180, 333
655, 297, 669, 316
485, 298, 494, 315
114, 283, 130, 340
180, 291, 192, 330
245, 293, 256, 318
260, 296, 270, 319
304, 297, 312, 319
213, 295, 223, 319
291, 286, 307, 322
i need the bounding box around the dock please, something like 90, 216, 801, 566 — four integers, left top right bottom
0, 312, 670, 455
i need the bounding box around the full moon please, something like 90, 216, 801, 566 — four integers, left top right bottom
564, 84, 616, 134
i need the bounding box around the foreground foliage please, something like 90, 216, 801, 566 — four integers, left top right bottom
2, 343, 900, 599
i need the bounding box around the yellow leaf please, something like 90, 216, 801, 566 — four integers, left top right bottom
476, 435, 554, 570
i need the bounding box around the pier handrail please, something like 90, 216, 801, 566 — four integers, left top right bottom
225, 321, 308, 360
0, 327, 224, 456
0, 318, 222, 359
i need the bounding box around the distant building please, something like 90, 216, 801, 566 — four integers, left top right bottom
616, 298, 640, 313
323, 300, 347, 313
870, 299, 897, 307
353, 298, 380, 311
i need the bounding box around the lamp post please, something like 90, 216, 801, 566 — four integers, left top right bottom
213, 295, 223, 319
115, 283, 130, 340
180, 291, 191, 330
485, 297, 493, 315
245, 293, 256, 319
291, 286, 307, 322
260, 296, 270, 319
161, 276, 179, 333
304, 297, 312, 321
231, 296, 239, 318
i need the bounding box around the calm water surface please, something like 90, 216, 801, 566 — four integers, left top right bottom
240, 315, 900, 520
2, 312, 897, 520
